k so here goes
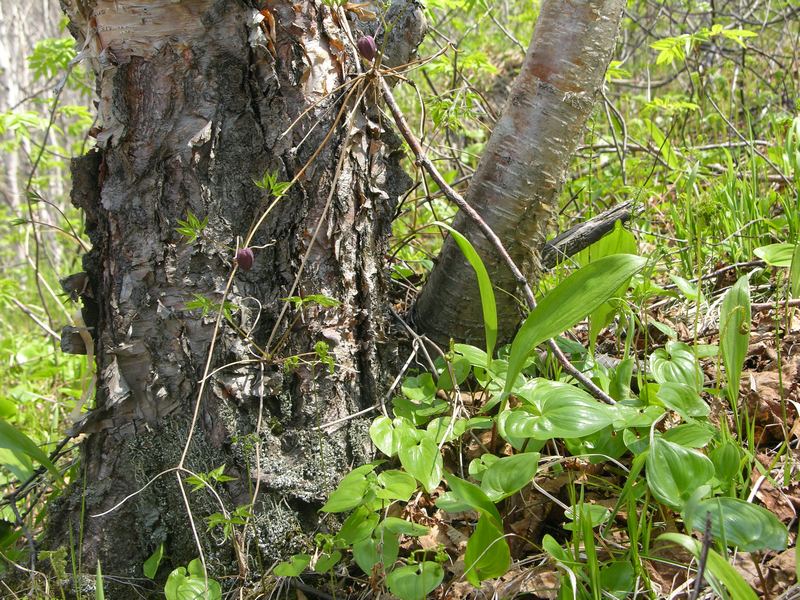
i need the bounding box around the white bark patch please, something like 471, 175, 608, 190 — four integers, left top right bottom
93, 0, 213, 60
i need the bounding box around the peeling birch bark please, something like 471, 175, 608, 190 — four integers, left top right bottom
49, 0, 424, 589
413, 0, 626, 345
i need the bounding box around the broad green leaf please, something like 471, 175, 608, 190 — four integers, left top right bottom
399, 436, 443, 493
352, 532, 399, 574
435, 355, 471, 390
143, 543, 164, 579
599, 561, 635, 599
687, 497, 788, 551
273, 554, 311, 577
563, 503, 610, 531
504, 254, 646, 397
464, 514, 510, 585
659, 533, 758, 600
720, 275, 750, 405
0, 419, 59, 480
754, 243, 795, 266
480, 452, 540, 501
386, 562, 444, 600
444, 473, 501, 524
369, 416, 396, 456
646, 438, 714, 508
710, 442, 741, 491
337, 506, 379, 544
661, 422, 716, 448
433, 222, 497, 361
380, 517, 429, 536
656, 382, 709, 419
791, 243, 800, 299
320, 463, 379, 513
376, 470, 418, 502
649, 341, 703, 391
402, 373, 437, 402
313, 551, 341, 574
502, 380, 615, 440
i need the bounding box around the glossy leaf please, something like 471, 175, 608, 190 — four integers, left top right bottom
646, 438, 714, 508
143, 543, 164, 579
375, 469, 418, 502
480, 452, 540, 501
720, 275, 751, 405
649, 341, 703, 391
444, 473, 501, 523
656, 381, 709, 419
504, 254, 646, 397
433, 222, 497, 361
0, 419, 59, 480
320, 463, 378, 513
464, 514, 510, 585
754, 242, 795, 266
386, 561, 444, 600
687, 497, 788, 551
399, 436, 443, 493
353, 532, 399, 575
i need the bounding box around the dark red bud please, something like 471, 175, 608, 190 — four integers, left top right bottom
357, 36, 377, 61
236, 247, 254, 271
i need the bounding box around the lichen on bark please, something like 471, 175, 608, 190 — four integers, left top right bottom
48, 0, 425, 593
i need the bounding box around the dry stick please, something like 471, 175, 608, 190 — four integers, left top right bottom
380, 77, 616, 405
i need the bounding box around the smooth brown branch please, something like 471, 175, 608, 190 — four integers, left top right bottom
380, 77, 616, 406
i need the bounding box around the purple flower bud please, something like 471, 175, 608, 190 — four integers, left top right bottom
357, 36, 377, 61
236, 247, 254, 271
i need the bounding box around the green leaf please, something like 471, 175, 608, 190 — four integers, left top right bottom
687, 497, 788, 551
380, 517, 429, 536
655, 382, 710, 419
658, 533, 758, 600
320, 463, 379, 513
337, 506, 379, 544
480, 452, 540, 502
791, 243, 800, 299
754, 243, 795, 266
432, 222, 497, 361
649, 341, 703, 391
599, 561, 635, 599
661, 422, 716, 448
500, 380, 615, 440
96, 561, 105, 600
376, 470, 418, 502
464, 514, 510, 585
352, 532, 399, 575
399, 436, 443, 494
444, 473, 501, 524
273, 554, 311, 577
386, 562, 444, 600
504, 254, 646, 397
143, 543, 164, 579
646, 438, 715, 509
370, 416, 396, 456
0, 419, 59, 480
720, 275, 751, 405
313, 551, 341, 574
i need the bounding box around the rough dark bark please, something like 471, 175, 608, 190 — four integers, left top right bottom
413, 0, 626, 346
48, 0, 423, 593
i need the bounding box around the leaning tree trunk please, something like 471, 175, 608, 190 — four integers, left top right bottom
413, 0, 625, 345
49, 0, 423, 592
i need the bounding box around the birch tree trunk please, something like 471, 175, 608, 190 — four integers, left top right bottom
48, 0, 423, 591
413, 0, 625, 345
